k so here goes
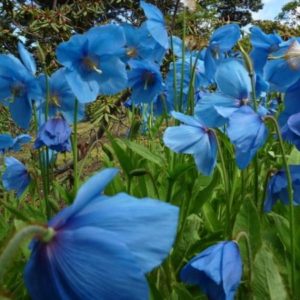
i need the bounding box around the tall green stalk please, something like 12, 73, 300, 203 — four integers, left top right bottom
212, 130, 230, 237
265, 116, 296, 297
72, 99, 79, 194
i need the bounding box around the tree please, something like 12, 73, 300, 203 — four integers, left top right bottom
199, 0, 264, 26
277, 0, 300, 28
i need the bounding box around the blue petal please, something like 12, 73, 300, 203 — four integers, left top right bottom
56, 34, 88, 70
9, 96, 32, 129
73, 168, 119, 210
221, 242, 243, 298
163, 125, 205, 154
18, 42, 37, 75
193, 133, 217, 176
64, 68, 99, 103
140, 1, 168, 49
171, 111, 203, 127
265, 59, 300, 92
210, 24, 241, 52
195, 93, 237, 127
0, 134, 14, 151
24, 227, 148, 300
227, 106, 268, 169
87, 25, 126, 56
215, 59, 251, 100
98, 57, 128, 95
279, 79, 300, 126
287, 112, 300, 136
67, 193, 179, 274
12, 134, 32, 151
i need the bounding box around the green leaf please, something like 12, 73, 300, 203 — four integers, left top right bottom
108, 137, 133, 176
172, 283, 195, 300
253, 245, 288, 300
288, 148, 300, 164
233, 198, 262, 256
125, 140, 164, 166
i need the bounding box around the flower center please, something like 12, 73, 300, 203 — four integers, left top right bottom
50, 94, 61, 107
126, 47, 138, 58
142, 71, 155, 90
284, 40, 300, 71
82, 56, 102, 74
11, 83, 25, 98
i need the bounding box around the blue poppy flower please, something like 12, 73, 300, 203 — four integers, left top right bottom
227, 106, 268, 169
37, 68, 85, 124
121, 23, 166, 64
163, 111, 217, 176
2, 157, 31, 198
180, 241, 242, 300
140, 1, 169, 50
0, 54, 41, 129
24, 168, 179, 300
34, 117, 72, 152
128, 60, 164, 104
264, 165, 300, 212
56, 25, 128, 103
195, 59, 251, 128
250, 26, 282, 76
265, 39, 300, 92
281, 112, 300, 150
204, 24, 241, 80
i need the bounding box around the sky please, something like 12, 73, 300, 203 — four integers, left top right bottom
252, 0, 292, 20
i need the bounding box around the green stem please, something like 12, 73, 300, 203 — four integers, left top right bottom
179, 8, 186, 112
212, 130, 230, 237
235, 231, 253, 299
72, 99, 79, 194
32, 102, 50, 218
0, 225, 53, 284
265, 116, 295, 297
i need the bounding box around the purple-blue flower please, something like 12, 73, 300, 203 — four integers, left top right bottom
196, 59, 251, 128
128, 60, 164, 104
264, 166, 300, 212
121, 23, 167, 64
24, 168, 179, 299
180, 241, 242, 300
204, 24, 241, 80
2, 157, 31, 198
37, 68, 85, 123
34, 117, 72, 152
0, 54, 41, 129
56, 24, 128, 103
163, 111, 217, 176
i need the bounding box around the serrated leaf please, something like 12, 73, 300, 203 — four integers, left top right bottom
253, 245, 288, 300
233, 198, 262, 256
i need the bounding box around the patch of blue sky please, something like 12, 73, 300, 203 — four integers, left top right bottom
252, 0, 292, 20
